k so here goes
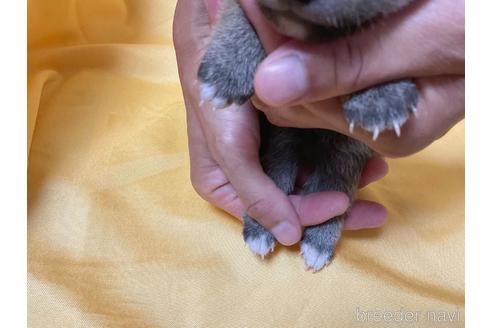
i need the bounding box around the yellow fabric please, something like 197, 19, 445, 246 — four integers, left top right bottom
27, 1, 464, 327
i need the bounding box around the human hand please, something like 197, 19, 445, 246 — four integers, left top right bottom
239, 0, 464, 157
173, 0, 389, 246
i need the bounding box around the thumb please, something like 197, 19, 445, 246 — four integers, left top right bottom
253, 0, 464, 107
200, 102, 304, 245
219, 141, 304, 246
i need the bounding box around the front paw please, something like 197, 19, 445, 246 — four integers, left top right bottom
196, 1, 265, 110
243, 215, 277, 258
343, 80, 418, 140
197, 32, 265, 110
198, 58, 254, 110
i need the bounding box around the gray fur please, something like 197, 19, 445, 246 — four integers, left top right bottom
243, 215, 276, 257
197, 0, 418, 271
198, 0, 266, 107
257, 0, 414, 39
344, 80, 418, 138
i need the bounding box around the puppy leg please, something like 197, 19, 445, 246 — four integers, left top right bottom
300, 132, 371, 271
198, 0, 266, 108
243, 126, 301, 257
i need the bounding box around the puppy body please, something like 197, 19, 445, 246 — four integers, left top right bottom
198, 0, 418, 271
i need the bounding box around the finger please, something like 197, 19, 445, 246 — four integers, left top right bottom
186, 101, 246, 218
214, 155, 387, 220
198, 174, 246, 219
368, 75, 465, 157
177, 0, 302, 245
344, 200, 388, 230
254, 76, 464, 157
289, 192, 349, 227
191, 159, 246, 219
189, 99, 349, 232
225, 154, 303, 246
204, 0, 221, 22
253, 0, 464, 106
359, 156, 389, 188
238, 0, 288, 53
201, 103, 303, 245
174, 2, 247, 221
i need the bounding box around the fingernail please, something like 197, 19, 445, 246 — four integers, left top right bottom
257, 54, 308, 106
271, 220, 300, 246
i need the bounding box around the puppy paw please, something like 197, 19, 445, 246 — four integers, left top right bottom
198, 61, 253, 109
300, 242, 333, 272
343, 80, 418, 140
243, 215, 277, 258
196, 0, 265, 110
301, 217, 343, 272
197, 30, 265, 109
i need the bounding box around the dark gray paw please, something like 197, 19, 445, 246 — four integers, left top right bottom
243, 215, 277, 258
197, 0, 265, 109
198, 59, 255, 109
343, 80, 418, 140
300, 217, 343, 272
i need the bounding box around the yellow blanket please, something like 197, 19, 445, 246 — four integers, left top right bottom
28, 1, 464, 327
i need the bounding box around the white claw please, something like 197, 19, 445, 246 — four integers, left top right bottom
349, 121, 355, 134
301, 243, 331, 272
372, 127, 380, 141
393, 121, 401, 137
200, 84, 216, 103
211, 97, 228, 110
246, 236, 274, 258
